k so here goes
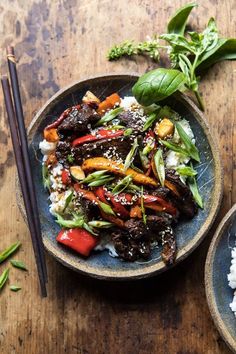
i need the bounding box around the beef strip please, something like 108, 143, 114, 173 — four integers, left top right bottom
166, 169, 197, 218
118, 110, 144, 132
161, 231, 176, 265
73, 135, 136, 164
55, 141, 71, 166
58, 104, 99, 134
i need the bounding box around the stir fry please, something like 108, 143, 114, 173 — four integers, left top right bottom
39, 90, 203, 264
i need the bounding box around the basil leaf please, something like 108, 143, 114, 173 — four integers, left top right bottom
160, 140, 189, 156
176, 166, 197, 176
99, 202, 116, 216
88, 221, 114, 228
0, 268, 9, 290
188, 176, 203, 208
112, 175, 133, 195
124, 138, 139, 171
63, 191, 74, 212
0, 242, 21, 264
132, 68, 186, 106
167, 2, 197, 35
10, 260, 27, 271
10, 285, 21, 292
42, 164, 50, 190
95, 107, 124, 126
176, 122, 200, 162
142, 109, 160, 131
154, 149, 165, 186
196, 38, 236, 71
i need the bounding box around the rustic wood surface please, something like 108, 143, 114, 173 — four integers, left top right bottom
0, 0, 235, 353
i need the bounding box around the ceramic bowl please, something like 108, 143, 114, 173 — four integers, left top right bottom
17, 73, 223, 280
205, 204, 236, 353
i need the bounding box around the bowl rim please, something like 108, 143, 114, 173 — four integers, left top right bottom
23, 72, 223, 280
205, 204, 236, 353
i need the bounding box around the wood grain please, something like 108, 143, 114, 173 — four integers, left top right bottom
0, 0, 235, 353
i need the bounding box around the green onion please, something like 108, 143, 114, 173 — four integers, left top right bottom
188, 175, 203, 209
99, 202, 116, 216
55, 213, 84, 228
176, 166, 197, 177
67, 154, 75, 163
142, 110, 160, 131
124, 128, 133, 136
10, 285, 21, 292
10, 260, 27, 271
88, 176, 114, 187
95, 107, 124, 126
160, 140, 189, 156
0, 242, 21, 264
83, 222, 98, 236
106, 125, 125, 130
82, 170, 108, 183
139, 150, 150, 169
88, 221, 114, 228
140, 186, 147, 224
124, 138, 139, 171
143, 142, 154, 156
63, 191, 74, 212
112, 175, 133, 195
42, 164, 50, 189
128, 183, 141, 192
154, 149, 165, 186
176, 122, 200, 162
0, 269, 9, 290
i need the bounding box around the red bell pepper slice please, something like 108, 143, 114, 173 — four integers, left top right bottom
56, 228, 98, 257
94, 186, 108, 203
61, 170, 71, 185
142, 194, 177, 216
105, 191, 130, 219
74, 184, 99, 204
45, 105, 80, 130
72, 129, 124, 147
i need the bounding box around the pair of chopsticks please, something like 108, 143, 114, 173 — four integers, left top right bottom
1, 47, 47, 297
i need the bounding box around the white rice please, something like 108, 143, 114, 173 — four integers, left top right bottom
39, 139, 57, 155
120, 96, 139, 109
228, 247, 236, 316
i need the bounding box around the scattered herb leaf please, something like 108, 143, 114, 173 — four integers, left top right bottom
10, 285, 21, 292
167, 2, 197, 35
0, 268, 9, 290
10, 260, 27, 271
0, 242, 21, 264
188, 175, 203, 208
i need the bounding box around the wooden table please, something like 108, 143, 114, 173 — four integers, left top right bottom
0, 1, 235, 353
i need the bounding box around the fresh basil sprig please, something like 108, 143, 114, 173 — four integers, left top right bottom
0, 242, 21, 264
167, 2, 197, 36
0, 269, 9, 290
132, 68, 186, 106
95, 107, 124, 126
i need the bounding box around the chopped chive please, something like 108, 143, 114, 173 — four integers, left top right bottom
176, 122, 200, 162
95, 107, 124, 126
124, 138, 139, 171
154, 149, 165, 186
112, 175, 133, 195
142, 110, 160, 131
160, 140, 189, 156
99, 202, 116, 216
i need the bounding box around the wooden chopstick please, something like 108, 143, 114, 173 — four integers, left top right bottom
6, 46, 48, 284
1, 77, 47, 297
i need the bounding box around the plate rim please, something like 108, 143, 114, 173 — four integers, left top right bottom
21, 73, 223, 280
205, 204, 236, 353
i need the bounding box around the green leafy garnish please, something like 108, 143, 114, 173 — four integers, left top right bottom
82, 222, 98, 236
95, 107, 124, 126
167, 2, 197, 35
142, 109, 160, 131
0, 268, 9, 290
176, 165, 197, 176
0, 242, 21, 264
132, 68, 186, 106
10, 260, 27, 271
124, 138, 139, 171
10, 285, 21, 292
107, 37, 161, 61
88, 221, 114, 228
99, 202, 116, 216
112, 175, 133, 195
160, 140, 189, 157
67, 154, 75, 164
140, 186, 147, 225
42, 164, 50, 190
154, 149, 165, 186
188, 175, 203, 208
175, 122, 200, 162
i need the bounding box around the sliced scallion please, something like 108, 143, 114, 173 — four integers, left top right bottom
176, 122, 200, 162
154, 149, 165, 186
95, 107, 124, 127
124, 138, 139, 171
0, 242, 21, 264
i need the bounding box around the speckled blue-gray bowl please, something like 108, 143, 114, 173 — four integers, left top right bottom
17, 74, 223, 280
205, 204, 236, 353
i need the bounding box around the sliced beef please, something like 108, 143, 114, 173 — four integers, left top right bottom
166, 169, 197, 218
73, 136, 135, 164
58, 104, 99, 134
55, 141, 71, 165
161, 231, 176, 265
112, 229, 151, 261
79, 198, 100, 221
118, 110, 144, 132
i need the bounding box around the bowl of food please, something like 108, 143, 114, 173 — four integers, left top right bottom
17, 73, 222, 279
205, 204, 236, 353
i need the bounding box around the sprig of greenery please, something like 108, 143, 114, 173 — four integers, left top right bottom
107, 37, 162, 62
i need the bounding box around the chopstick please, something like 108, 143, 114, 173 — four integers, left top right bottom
0, 48, 47, 297
6, 46, 47, 283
